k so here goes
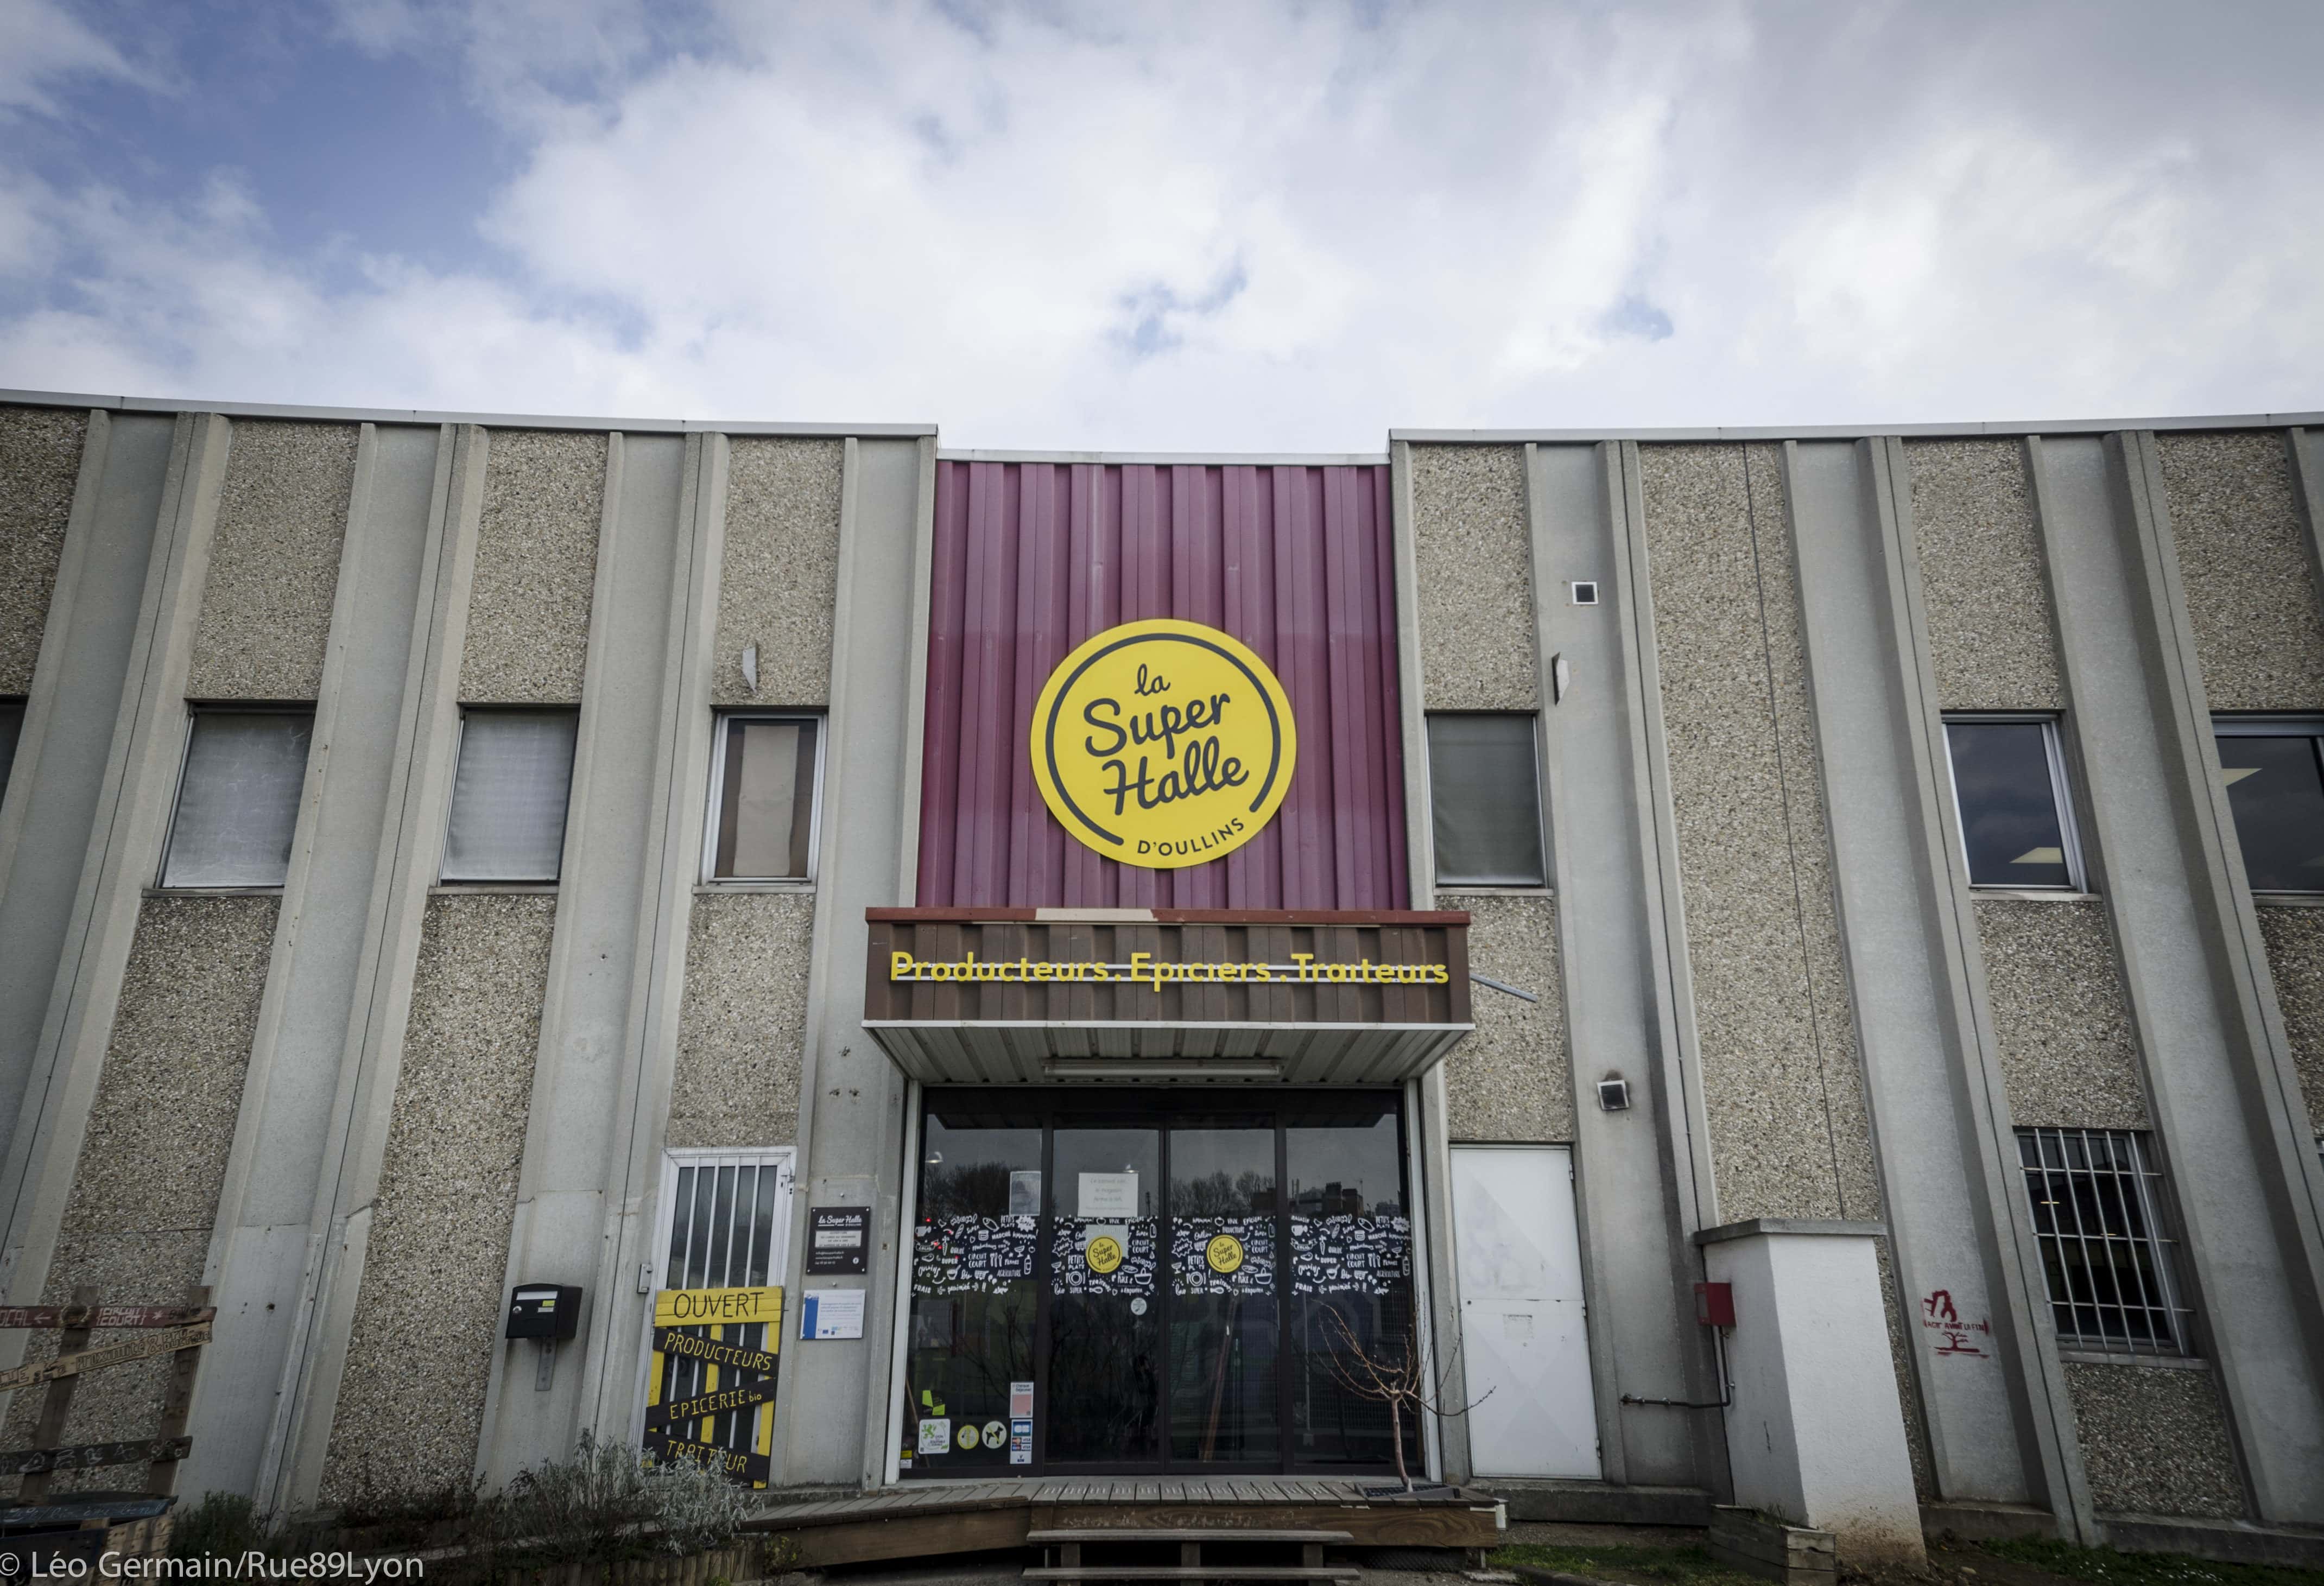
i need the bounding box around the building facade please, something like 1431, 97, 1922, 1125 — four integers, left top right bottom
1, 392, 2321, 1562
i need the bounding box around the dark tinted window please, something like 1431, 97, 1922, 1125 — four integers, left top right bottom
1946, 720, 2073, 888
2215, 732, 2324, 892
0, 699, 22, 810
1428, 713, 1546, 886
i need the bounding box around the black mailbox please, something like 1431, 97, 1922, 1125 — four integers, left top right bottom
505, 1284, 582, 1341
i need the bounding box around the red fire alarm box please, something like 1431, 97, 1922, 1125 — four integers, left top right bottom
1695, 1281, 1735, 1328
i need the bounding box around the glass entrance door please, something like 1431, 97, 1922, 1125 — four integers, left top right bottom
1167, 1124, 1280, 1465
902, 1090, 1419, 1479
1046, 1125, 1162, 1463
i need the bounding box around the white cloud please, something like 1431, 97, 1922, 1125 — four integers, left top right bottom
1, 0, 2319, 445
0, 0, 161, 115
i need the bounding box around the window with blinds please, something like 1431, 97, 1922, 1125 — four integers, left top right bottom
1427, 712, 1547, 887
161, 707, 314, 888
441, 708, 579, 883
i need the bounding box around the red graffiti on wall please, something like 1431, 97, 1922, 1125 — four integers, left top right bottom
1920, 1290, 1992, 1357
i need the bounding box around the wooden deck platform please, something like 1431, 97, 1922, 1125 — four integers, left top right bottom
746, 1478, 1508, 1568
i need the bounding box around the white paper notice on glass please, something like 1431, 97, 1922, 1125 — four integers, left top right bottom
1009, 1170, 1043, 1216
1078, 1171, 1138, 1218
1010, 1381, 1035, 1418
800, 1287, 867, 1340
917, 1418, 951, 1456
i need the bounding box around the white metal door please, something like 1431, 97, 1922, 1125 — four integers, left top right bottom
1450, 1145, 1599, 1477
632, 1149, 795, 1485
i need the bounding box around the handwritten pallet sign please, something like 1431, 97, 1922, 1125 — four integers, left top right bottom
0, 1324, 211, 1392
0, 1284, 210, 1515
0, 1306, 213, 1331
0, 1437, 193, 1477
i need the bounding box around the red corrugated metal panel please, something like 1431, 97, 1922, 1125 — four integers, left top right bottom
918, 460, 1407, 909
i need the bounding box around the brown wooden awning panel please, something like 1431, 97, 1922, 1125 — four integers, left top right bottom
863, 909, 1472, 1084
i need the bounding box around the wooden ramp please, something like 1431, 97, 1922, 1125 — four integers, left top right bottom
748, 1478, 1506, 1569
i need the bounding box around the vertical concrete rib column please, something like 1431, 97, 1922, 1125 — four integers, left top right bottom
1388, 440, 1459, 1484
2291, 430, 2324, 629
188, 423, 448, 1498
271, 425, 488, 1511
769, 437, 928, 1486
2028, 432, 2324, 1523
1781, 439, 2085, 1524
1527, 442, 1723, 1490
0, 413, 229, 1335
475, 432, 698, 1481
584, 433, 728, 1448
0, 413, 173, 1209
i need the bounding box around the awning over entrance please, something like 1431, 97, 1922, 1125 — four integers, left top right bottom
863, 908, 1472, 1084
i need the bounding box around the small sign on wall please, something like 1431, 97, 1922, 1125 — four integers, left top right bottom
805, 1207, 871, 1276
799, 1287, 866, 1340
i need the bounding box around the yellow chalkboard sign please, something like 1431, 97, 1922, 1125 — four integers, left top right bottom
1031, 619, 1296, 870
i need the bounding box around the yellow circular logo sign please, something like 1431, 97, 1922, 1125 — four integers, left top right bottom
1031, 619, 1296, 870
1205, 1234, 1245, 1275
1085, 1234, 1124, 1275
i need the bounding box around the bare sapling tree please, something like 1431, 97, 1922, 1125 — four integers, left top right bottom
1317, 1305, 1493, 1492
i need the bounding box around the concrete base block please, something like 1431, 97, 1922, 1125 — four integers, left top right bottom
2100, 1515, 2324, 1569
1920, 1503, 2060, 1544
1468, 1482, 1711, 1527
1709, 1506, 1835, 1586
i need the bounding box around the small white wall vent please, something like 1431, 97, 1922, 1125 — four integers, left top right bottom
1570, 581, 1600, 606
1597, 1075, 1632, 1111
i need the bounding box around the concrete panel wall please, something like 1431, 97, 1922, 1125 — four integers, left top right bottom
1636, 443, 1876, 1225
713, 437, 844, 706
0, 414, 174, 1192
2156, 433, 2324, 712
460, 430, 604, 704
2031, 432, 2324, 1522
2257, 909, 2324, 1132
187, 421, 358, 701
1441, 893, 1569, 1143
0, 407, 86, 694
2, 896, 276, 1488
669, 892, 813, 1149
321, 894, 552, 1503
1975, 899, 2148, 1129
2063, 1362, 2245, 1520
1410, 446, 1536, 709
1904, 439, 2063, 712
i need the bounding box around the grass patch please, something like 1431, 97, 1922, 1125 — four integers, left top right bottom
1491, 1541, 1762, 1586
1982, 1540, 2324, 1586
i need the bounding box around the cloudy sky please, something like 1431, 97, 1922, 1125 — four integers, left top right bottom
2, 0, 2319, 449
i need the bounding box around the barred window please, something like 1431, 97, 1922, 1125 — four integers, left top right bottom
2017, 1128, 2190, 1357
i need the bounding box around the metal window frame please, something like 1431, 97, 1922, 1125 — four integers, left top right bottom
701, 710, 826, 886
1941, 712, 2087, 893
2016, 1127, 2194, 1358
435, 704, 582, 886
157, 701, 317, 892
1423, 709, 1550, 890
2211, 714, 2324, 898
626, 1145, 799, 1452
